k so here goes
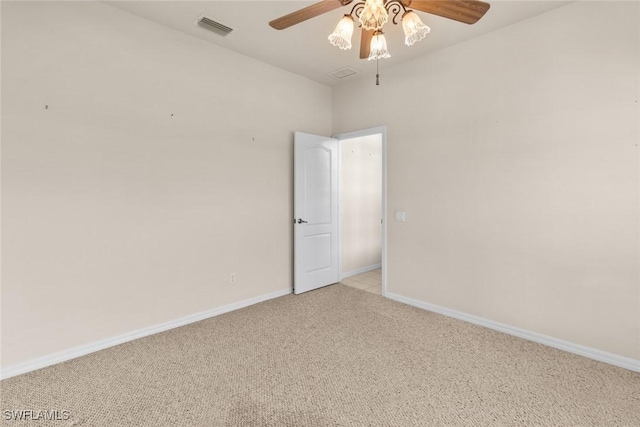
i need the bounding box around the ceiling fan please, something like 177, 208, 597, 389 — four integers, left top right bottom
269, 0, 490, 63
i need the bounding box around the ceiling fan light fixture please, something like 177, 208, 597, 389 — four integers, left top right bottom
359, 0, 388, 31
368, 31, 390, 60
402, 10, 430, 46
328, 15, 355, 50
268, 0, 491, 85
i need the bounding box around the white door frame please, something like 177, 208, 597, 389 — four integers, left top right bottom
333, 126, 388, 296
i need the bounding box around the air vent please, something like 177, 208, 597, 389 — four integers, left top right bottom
195, 16, 233, 37
328, 66, 359, 80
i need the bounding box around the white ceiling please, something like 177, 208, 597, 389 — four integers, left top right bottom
106, 1, 571, 86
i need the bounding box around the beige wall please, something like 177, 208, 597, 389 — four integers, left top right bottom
1, 1, 331, 367
340, 135, 382, 276
333, 1, 640, 360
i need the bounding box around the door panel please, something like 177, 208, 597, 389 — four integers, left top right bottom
304, 146, 332, 224
294, 132, 339, 294
304, 233, 332, 272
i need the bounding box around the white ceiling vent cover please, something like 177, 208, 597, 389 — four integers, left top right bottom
328, 66, 359, 80
195, 16, 233, 37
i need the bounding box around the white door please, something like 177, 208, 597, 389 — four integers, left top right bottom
294, 131, 340, 294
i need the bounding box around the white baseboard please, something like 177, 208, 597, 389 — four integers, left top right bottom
1, 288, 291, 380
385, 292, 640, 373
341, 263, 382, 280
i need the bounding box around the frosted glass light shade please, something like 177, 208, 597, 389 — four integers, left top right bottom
328, 15, 355, 50
368, 31, 391, 60
402, 11, 430, 46
359, 0, 388, 31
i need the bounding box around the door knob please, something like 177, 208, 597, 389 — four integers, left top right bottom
296, 218, 308, 224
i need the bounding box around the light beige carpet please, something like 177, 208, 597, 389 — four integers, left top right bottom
2, 284, 639, 426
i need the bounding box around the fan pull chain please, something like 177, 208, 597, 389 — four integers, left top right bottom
376, 57, 380, 86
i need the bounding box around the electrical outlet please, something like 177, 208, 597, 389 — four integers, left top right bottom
229, 272, 236, 284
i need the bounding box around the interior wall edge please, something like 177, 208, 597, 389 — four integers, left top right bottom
341, 263, 382, 280
386, 292, 640, 373
0, 288, 291, 381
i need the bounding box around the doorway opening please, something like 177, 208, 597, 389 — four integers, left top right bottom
335, 127, 387, 296
292, 127, 386, 295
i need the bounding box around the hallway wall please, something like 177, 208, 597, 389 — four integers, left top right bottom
340, 135, 382, 276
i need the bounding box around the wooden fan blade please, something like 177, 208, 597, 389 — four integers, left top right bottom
402, 0, 490, 25
360, 29, 374, 59
269, 0, 352, 30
